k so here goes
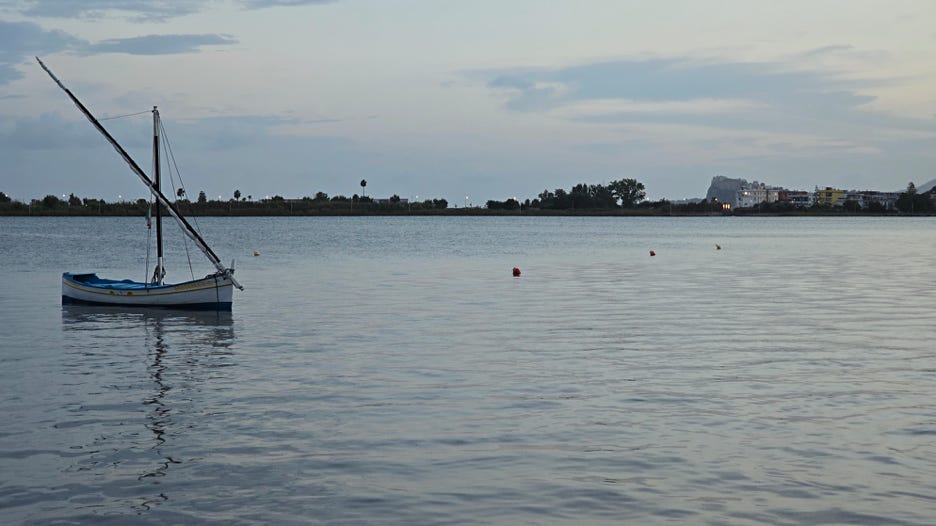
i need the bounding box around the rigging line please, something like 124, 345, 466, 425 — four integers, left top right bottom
159, 119, 196, 229
156, 120, 183, 201
145, 202, 153, 287
100, 110, 151, 121
158, 119, 196, 281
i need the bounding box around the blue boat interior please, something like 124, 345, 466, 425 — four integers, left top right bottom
65, 273, 168, 290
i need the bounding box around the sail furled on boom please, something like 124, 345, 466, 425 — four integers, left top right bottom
36, 57, 243, 290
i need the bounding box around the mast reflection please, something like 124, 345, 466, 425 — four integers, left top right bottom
61, 306, 235, 512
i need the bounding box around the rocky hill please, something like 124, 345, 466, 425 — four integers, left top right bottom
705, 176, 748, 204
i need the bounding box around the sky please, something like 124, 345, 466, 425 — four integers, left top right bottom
1, 0, 935, 204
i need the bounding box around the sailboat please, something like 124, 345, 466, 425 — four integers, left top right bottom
37, 57, 243, 310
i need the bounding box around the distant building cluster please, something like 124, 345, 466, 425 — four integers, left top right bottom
705, 176, 901, 210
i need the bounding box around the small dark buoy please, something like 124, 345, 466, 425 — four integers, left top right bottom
716, 244, 721, 250
649, 250, 656, 257
512, 267, 521, 277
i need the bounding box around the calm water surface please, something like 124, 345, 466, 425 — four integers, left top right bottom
1, 216, 936, 525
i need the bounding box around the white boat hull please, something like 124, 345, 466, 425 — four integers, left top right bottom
62, 272, 234, 310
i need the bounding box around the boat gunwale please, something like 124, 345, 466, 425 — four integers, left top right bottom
63, 272, 233, 298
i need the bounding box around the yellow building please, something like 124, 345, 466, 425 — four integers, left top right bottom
814, 187, 845, 206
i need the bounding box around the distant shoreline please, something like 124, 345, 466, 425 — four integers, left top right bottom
0, 208, 922, 218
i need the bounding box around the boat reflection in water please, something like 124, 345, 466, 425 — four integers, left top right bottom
60, 306, 235, 514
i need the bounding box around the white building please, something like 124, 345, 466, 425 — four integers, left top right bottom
783, 191, 814, 207
843, 191, 899, 210
735, 181, 782, 208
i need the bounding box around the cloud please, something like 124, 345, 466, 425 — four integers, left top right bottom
84, 34, 239, 55
5, 0, 206, 22
165, 115, 300, 151
241, 0, 337, 8
0, 20, 235, 84
0, 0, 337, 21
796, 44, 891, 64
800, 45, 855, 58
485, 59, 850, 112
0, 21, 85, 84
482, 57, 934, 138
550, 98, 765, 120
0, 112, 121, 151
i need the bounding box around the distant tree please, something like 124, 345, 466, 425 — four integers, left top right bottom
389, 194, 401, 204
896, 181, 932, 213
198, 191, 207, 204
609, 178, 646, 208
176, 188, 186, 199
843, 199, 862, 212
314, 191, 328, 201
553, 188, 571, 209
487, 198, 522, 210
639, 198, 670, 209
68, 193, 81, 206
234, 189, 241, 201
0, 191, 11, 203
42, 194, 61, 208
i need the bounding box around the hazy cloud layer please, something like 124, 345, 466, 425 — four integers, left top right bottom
0, 112, 299, 155
85, 34, 238, 55
0, 111, 362, 201
4, 1, 935, 203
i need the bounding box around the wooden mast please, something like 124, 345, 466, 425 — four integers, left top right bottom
153, 106, 165, 285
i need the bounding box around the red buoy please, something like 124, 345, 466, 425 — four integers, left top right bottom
512, 267, 521, 277
649, 250, 656, 256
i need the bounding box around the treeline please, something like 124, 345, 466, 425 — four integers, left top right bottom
0, 191, 449, 216
5, 179, 934, 216
894, 182, 934, 213
487, 179, 647, 210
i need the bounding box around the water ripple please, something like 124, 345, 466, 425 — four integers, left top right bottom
2, 217, 936, 524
